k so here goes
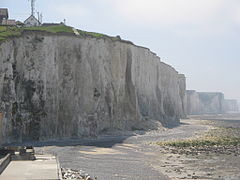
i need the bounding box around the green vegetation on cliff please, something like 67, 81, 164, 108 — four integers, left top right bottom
0, 25, 73, 41
0, 26, 21, 41
0, 25, 121, 42
77, 29, 120, 40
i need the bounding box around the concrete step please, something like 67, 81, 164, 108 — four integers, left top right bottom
0, 154, 60, 180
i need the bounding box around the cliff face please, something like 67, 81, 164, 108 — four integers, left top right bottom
186, 90, 225, 115
0, 31, 186, 144
224, 99, 239, 112
178, 74, 187, 118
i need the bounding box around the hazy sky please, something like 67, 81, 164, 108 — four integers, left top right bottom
2, 0, 240, 101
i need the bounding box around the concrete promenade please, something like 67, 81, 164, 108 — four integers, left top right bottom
0, 154, 60, 180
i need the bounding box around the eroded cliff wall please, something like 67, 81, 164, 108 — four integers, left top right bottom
186, 90, 225, 115
224, 99, 239, 112
0, 31, 186, 144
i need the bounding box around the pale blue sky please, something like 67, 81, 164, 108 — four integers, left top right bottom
1, 0, 240, 101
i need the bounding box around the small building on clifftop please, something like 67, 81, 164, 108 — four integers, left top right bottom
0, 8, 17, 26
24, 15, 40, 27
0, 8, 9, 23
24, 0, 41, 27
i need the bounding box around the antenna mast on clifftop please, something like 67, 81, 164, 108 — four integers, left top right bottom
29, 0, 36, 16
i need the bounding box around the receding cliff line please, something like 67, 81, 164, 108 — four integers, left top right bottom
224, 99, 239, 112
186, 90, 225, 115
0, 31, 186, 144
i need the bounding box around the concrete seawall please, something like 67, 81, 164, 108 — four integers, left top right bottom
0, 154, 10, 174
0, 154, 60, 180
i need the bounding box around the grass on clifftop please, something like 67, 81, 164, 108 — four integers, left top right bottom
0, 25, 120, 42
0, 26, 21, 41
0, 25, 74, 42
77, 29, 120, 40
25, 25, 74, 33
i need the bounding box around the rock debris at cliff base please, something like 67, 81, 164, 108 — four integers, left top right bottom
62, 168, 96, 180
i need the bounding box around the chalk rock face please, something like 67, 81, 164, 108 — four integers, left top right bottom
178, 74, 187, 118
224, 99, 239, 112
186, 90, 225, 115
0, 31, 186, 143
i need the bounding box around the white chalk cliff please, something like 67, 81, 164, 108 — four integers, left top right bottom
186, 90, 225, 115
0, 31, 186, 144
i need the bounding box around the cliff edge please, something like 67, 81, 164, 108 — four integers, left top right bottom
0, 27, 186, 143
